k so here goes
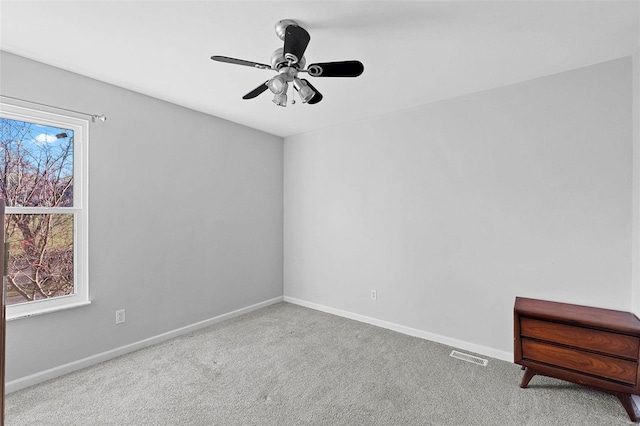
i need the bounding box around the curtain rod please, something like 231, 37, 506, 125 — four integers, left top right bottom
0, 94, 106, 122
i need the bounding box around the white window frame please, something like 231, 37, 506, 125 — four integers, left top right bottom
1, 102, 90, 320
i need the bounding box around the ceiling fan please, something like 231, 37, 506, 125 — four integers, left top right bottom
211, 19, 364, 107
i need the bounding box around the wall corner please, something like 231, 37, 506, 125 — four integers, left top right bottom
632, 46, 640, 317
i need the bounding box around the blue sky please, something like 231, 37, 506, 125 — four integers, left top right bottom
1, 117, 74, 176
27, 122, 73, 145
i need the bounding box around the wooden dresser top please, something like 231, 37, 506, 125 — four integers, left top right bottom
515, 297, 640, 336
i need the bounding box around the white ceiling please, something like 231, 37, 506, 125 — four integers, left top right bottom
1, 1, 638, 138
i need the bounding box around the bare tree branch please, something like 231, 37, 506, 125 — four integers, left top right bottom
1, 118, 75, 304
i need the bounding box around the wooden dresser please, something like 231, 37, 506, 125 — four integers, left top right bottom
514, 297, 640, 422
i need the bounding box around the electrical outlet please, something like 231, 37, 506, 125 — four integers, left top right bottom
115, 309, 126, 324
370, 289, 377, 300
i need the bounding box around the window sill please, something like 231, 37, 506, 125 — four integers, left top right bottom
7, 300, 92, 321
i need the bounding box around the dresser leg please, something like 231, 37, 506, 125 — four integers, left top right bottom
519, 367, 536, 388
614, 393, 640, 422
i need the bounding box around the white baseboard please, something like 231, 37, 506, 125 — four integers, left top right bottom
6, 296, 284, 394
283, 296, 513, 363
8, 295, 512, 393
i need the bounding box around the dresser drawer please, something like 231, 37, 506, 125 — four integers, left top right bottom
520, 317, 639, 359
521, 339, 637, 385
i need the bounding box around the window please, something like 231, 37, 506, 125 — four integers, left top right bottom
1, 103, 89, 319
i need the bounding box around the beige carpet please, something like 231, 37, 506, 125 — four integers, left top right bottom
5, 302, 635, 425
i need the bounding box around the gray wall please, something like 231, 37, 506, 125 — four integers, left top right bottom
1, 52, 284, 382
284, 58, 632, 358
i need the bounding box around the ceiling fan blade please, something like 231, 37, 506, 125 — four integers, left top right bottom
299, 79, 323, 104
307, 61, 364, 77
242, 81, 270, 99
211, 56, 271, 70
283, 25, 310, 64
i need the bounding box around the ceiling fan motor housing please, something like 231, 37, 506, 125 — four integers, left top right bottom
270, 47, 306, 71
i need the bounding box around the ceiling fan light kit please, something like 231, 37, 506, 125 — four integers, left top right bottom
211, 19, 364, 107
294, 79, 315, 103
